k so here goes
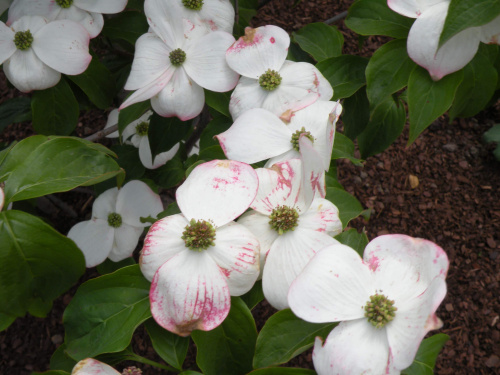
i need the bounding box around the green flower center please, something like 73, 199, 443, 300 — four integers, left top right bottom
259, 69, 282, 91
182, 219, 216, 251
55, 0, 73, 8
107, 212, 122, 228
13, 30, 33, 51
169, 48, 187, 66
182, 0, 204, 10
364, 293, 397, 329
291, 127, 314, 151
135, 121, 149, 137
269, 205, 299, 235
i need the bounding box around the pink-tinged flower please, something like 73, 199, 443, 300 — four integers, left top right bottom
104, 109, 180, 169
237, 159, 342, 310
388, 0, 500, 80
72, 358, 120, 375
120, 3, 239, 121
0, 186, 4, 211
139, 160, 260, 336
68, 180, 163, 267
226, 25, 333, 119
0, 15, 91, 92
288, 235, 449, 374
145, 0, 235, 34
8, 0, 127, 38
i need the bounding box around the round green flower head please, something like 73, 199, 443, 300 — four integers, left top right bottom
269, 205, 299, 235
55, 0, 73, 8
364, 293, 397, 329
291, 127, 314, 151
135, 121, 149, 137
182, 0, 204, 10
169, 48, 187, 67
182, 219, 216, 251
107, 212, 122, 228
14, 30, 33, 51
259, 69, 282, 91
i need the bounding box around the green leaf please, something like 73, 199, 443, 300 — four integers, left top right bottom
96, 257, 136, 275
118, 101, 151, 135
408, 67, 463, 144
67, 55, 116, 109
440, 0, 500, 47
158, 201, 181, 219
192, 297, 257, 375
449, 49, 498, 119
234, 0, 258, 37
342, 87, 370, 140
366, 39, 416, 110
240, 280, 264, 310
0, 97, 32, 133
286, 41, 316, 64
64, 265, 151, 361
198, 144, 227, 161
345, 0, 414, 38
334, 228, 369, 257
249, 369, 316, 375
101, 11, 149, 45
316, 55, 368, 100
325, 187, 364, 228
4, 137, 122, 203
358, 96, 406, 158
0, 135, 47, 182
33, 371, 70, 375
253, 308, 335, 369
148, 113, 191, 158
180, 372, 203, 375
31, 78, 79, 135
402, 334, 449, 375
0, 312, 16, 331
145, 318, 190, 370
483, 124, 500, 143
152, 156, 185, 189
50, 344, 77, 372
205, 90, 231, 118
292, 23, 344, 62
199, 116, 232, 150
111, 144, 145, 180
0, 210, 85, 317
331, 132, 362, 166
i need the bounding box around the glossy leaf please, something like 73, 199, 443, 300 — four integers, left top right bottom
192, 297, 257, 375
240, 280, 264, 310
31, 78, 79, 135
292, 23, 344, 62
152, 156, 185, 189
148, 113, 190, 158
325, 187, 364, 228
50, 344, 77, 372
96, 257, 136, 275
483, 124, 500, 143
118, 100, 151, 135
111, 144, 145, 180
253, 308, 335, 369
334, 228, 369, 257
205, 90, 231, 118
64, 265, 151, 361
342, 87, 370, 140
402, 334, 450, 375
0, 135, 47, 182
0, 210, 85, 317
101, 11, 149, 45
0, 97, 31, 133
200, 116, 232, 150
331, 133, 363, 166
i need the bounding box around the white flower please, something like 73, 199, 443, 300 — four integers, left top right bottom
0, 186, 4, 211
388, 0, 500, 80
68, 180, 163, 267
139, 160, 260, 336
104, 109, 180, 169
288, 235, 449, 374
72, 358, 120, 375
226, 25, 333, 119
8, 0, 128, 38
0, 15, 91, 92
120, 2, 239, 120
238, 159, 342, 310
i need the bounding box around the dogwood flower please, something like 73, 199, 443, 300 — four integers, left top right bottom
0, 186, 4, 211
104, 109, 180, 169
388, 0, 500, 80
68, 180, 163, 267
120, 2, 238, 120
0, 15, 91, 92
8, 0, 128, 38
140, 160, 260, 336
226, 25, 333, 119
288, 235, 449, 374
72, 358, 120, 375
237, 159, 342, 310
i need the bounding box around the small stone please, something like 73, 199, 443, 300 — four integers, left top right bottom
485, 354, 500, 368
443, 143, 458, 152
360, 171, 368, 179
51, 334, 63, 345
487, 237, 496, 248
469, 146, 478, 155
459, 160, 468, 169
409, 174, 419, 189
445, 303, 454, 312
490, 251, 498, 260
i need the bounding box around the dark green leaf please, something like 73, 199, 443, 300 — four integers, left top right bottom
286, 42, 316, 64
152, 156, 185, 189
148, 113, 191, 158
50, 344, 77, 372
342, 87, 370, 140
199, 116, 232, 150
249, 369, 316, 375
253, 308, 335, 369
0, 97, 32, 133
111, 144, 145, 180
325, 164, 343, 189
234, 0, 258, 37
198, 145, 227, 161
32, 371, 70, 375
0, 210, 85, 317
205, 90, 231, 118
483, 124, 500, 143
0, 135, 47, 182
292, 23, 344, 62
335, 228, 369, 257
325, 187, 364, 228
0, 312, 16, 331
402, 334, 449, 375
118, 101, 151, 135
31, 78, 79, 135
101, 11, 149, 45
64, 265, 151, 361
331, 133, 363, 166
96, 257, 136, 275
157, 201, 181, 219
192, 297, 257, 375
240, 280, 264, 310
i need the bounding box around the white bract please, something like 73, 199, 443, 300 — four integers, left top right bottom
238, 159, 342, 310
226, 25, 333, 119
8, 0, 128, 38
288, 235, 449, 374
0, 15, 91, 92
0, 186, 4, 211
72, 358, 120, 375
388, 0, 500, 80
68, 180, 163, 267
120, 1, 239, 120
104, 109, 180, 169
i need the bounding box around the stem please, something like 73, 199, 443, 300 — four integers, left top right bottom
324, 10, 348, 25
185, 105, 211, 155
84, 124, 118, 142
129, 353, 180, 373
235, 0, 239, 25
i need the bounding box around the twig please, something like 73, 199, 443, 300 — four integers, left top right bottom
84, 124, 118, 142
324, 11, 348, 25
45, 195, 79, 218
185, 106, 211, 155
235, 0, 239, 25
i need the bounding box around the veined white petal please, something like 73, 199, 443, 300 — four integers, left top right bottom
8, 0, 59, 25
150, 250, 231, 336
92, 187, 118, 220
265, 148, 301, 169
298, 136, 325, 206
108, 223, 144, 262
229, 76, 268, 120
104, 109, 120, 138
116, 180, 163, 228
387, 0, 448, 18
0, 23, 16, 65
198, 0, 235, 33
74, 0, 128, 14
67, 219, 114, 267
139, 136, 180, 169
72, 358, 121, 375
176, 160, 258, 227
298, 198, 342, 237
55, 6, 103, 38
479, 14, 500, 44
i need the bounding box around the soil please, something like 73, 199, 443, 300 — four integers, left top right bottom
1, 1, 499, 375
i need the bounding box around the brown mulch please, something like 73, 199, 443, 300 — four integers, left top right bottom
1, 0, 499, 374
